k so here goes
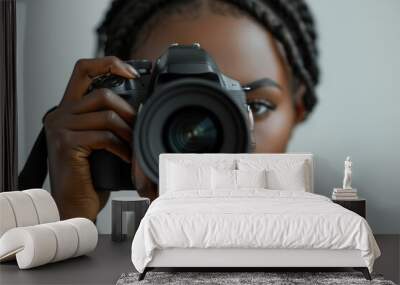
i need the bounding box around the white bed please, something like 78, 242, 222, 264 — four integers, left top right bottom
131, 154, 380, 280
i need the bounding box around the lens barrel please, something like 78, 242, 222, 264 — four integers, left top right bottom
163, 106, 222, 153
134, 78, 251, 183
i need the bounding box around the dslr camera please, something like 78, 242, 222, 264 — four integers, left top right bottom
90, 43, 255, 191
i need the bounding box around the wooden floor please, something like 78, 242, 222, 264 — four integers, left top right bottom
0, 235, 398, 284
374, 235, 400, 284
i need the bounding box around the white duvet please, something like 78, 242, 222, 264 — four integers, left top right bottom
131, 190, 380, 273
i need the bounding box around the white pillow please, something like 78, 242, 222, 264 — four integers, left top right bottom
237, 159, 308, 191
212, 168, 237, 190
167, 162, 212, 191
236, 169, 267, 188
266, 165, 306, 191
211, 169, 268, 190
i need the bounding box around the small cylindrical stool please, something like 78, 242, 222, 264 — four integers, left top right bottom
111, 197, 150, 242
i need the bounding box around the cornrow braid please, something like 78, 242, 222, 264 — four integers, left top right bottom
266, 0, 319, 81
96, 0, 320, 114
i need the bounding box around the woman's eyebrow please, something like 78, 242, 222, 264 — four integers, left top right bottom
242, 78, 282, 93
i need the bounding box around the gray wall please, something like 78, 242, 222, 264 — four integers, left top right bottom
288, 0, 400, 234
16, 0, 400, 234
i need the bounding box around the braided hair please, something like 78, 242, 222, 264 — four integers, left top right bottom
96, 0, 320, 114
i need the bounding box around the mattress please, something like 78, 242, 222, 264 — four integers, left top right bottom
131, 190, 380, 273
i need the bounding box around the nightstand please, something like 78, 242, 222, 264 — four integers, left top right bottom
332, 198, 366, 218
112, 197, 150, 242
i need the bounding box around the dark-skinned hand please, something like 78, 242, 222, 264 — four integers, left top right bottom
44, 57, 140, 221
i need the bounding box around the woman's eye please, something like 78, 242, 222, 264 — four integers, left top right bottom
247, 100, 276, 117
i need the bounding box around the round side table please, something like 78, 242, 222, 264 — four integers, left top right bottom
111, 197, 150, 242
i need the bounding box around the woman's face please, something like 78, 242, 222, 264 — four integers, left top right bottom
130, 6, 306, 194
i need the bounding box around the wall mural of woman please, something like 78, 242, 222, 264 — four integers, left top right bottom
20, 0, 320, 221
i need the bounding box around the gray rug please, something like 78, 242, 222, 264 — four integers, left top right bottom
116, 272, 396, 285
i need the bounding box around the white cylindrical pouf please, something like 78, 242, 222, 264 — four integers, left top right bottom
65, 218, 98, 257
23, 189, 60, 224
0, 196, 17, 237
42, 221, 79, 262
1, 192, 39, 227
0, 226, 57, 269
0, 218, 97, 269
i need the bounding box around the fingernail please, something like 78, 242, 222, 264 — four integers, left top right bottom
126, 65, 140, 78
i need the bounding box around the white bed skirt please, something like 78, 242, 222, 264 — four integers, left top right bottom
148, 248, 366, 268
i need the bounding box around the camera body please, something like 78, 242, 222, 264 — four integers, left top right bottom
90, 44, 254, 191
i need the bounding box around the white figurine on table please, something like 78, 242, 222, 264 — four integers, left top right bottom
342, 156, 352, 190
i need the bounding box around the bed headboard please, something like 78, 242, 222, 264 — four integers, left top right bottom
158, 153, 314, 195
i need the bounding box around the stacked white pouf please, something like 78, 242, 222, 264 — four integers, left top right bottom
0, 189, 98, 269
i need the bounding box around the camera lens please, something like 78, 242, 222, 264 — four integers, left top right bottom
134, 79, 251, 183
163, 107, 222, 153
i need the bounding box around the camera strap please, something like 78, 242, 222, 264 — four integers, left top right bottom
18, 106, 57, 190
